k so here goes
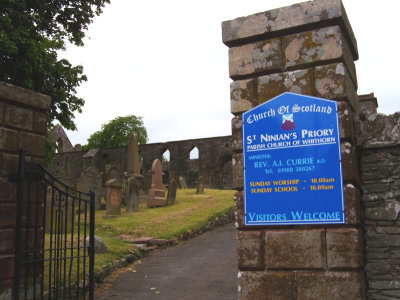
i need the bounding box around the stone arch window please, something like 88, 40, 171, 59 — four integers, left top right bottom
56, 137, 63, 153
162, 149, 170, 162
189, 146, 199, 160
139, 151, 144, 174
100, 153, 109, 172
161, 148, 170, 184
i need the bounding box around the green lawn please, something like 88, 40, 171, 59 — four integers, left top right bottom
93, 188, 235, 274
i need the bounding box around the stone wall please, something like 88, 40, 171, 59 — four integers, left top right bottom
223, 0, 365, 298
0, 81, 51, 297
49, 135, 233, 190
360, 113, 400, 299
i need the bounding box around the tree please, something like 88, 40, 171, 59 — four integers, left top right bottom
0, 0, 110, 130
83, 115, 148, 150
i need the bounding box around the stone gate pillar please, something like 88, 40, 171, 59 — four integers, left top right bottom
0, 82, 51, 297
222, 0, 365, 298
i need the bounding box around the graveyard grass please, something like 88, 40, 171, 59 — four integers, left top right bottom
93, 188, 235, 276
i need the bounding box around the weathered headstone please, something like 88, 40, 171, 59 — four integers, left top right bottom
178, 176, 188, 189
126, 175, 140, 212
166, 177, 178, 205
105, 179, 122, 217
202, 163, 210, 188
196, 175, 205, 195
147, 159, 167, 207
76, 166, 102, 210
126, 131, 144, 211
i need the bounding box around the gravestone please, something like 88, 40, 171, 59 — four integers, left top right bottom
202, 163, 210, 188
105, 179, 122, 217
76, 166, 102, 210
147, 159, 167, 207
166, 177, 178, 205
127, 132, 141, 175
126, 175, 140, 212
178, 176, 188, 189
196, 175, 205, 195
126, 131, 144, 211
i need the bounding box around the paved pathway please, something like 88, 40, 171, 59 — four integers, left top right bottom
98, 223, 238, 300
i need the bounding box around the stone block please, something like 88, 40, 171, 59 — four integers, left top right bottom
222, 0, 358, 58
0, 257, 13, 281
0, 81, 51, 111
0, 102, 4, 125
365, 200, 400, 221
32, 111, 47, 134
0, 179, 16, 203
234, 191, 245, 228
296, 271, 365, 300
338, 101, 355, 142
283, 25, 357, 87
0, 280, 12, 298
265, 229, 324, 269
18, 132, 46, 157
229, 38, 282, 79
4, 104, 33, 130
0, 152, 19, 177
343, 183, 361, 224
232, 152, 244, 190
258, 68, 313, 104
326, 228, 363, 269
314, 62, 358, 112
341, 141, 359, 183
0, 127, 18, 152
231, 116, 243, 152
238, 271, 296, 300
230, 79, 257, 115
0, 229, 15, 255
147, 195, 168, 207
0, 203, 16, 229
237, 230, 265, 270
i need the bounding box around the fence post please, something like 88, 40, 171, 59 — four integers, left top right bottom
89, 191, 95, 300
13, 150, 25, 300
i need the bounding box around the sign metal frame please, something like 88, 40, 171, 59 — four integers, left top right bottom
242, 93, 344, 226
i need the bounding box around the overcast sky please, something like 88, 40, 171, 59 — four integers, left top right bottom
61, 0, 400, 146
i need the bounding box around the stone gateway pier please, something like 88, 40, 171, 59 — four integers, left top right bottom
222, 0, 365, 298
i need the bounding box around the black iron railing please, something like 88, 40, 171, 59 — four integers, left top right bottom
13, 151, 95, 299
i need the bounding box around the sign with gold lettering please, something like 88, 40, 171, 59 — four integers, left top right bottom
242, 93, 344, 225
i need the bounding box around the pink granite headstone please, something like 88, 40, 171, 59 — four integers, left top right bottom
105, 179, 122, 217
147, 159, 167, 207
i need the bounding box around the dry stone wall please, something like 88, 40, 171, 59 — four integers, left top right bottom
360, 113, 400, 300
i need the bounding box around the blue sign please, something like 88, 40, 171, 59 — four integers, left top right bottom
243, 93, 344, 225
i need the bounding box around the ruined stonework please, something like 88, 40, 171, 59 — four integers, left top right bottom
0, 81, 51, 297
48, 124, 75, 152
359, 113, 400, 300
48, 135, 233, 192
222, 0, 365, 298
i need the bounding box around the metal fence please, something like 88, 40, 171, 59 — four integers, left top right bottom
13, 152, 95, 299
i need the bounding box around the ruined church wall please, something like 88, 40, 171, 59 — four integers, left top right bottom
359, 113, 400, 299
49, 135, 233, 190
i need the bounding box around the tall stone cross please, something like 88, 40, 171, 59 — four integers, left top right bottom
127, 131, 140, 176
